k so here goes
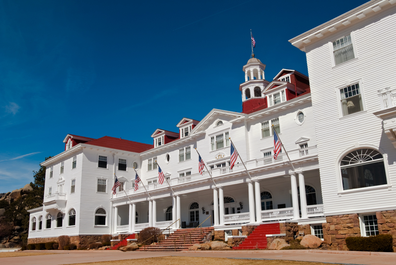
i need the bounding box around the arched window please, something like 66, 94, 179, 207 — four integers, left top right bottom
216, 121, 223, 126
298, 185, 317, 206
95, 208, 106, 226
261, 191, 273, 210
32, 217, 36, 231
245, 89, 251, 99
57, 212, 63, 227
189, 202, 199, 223
165, 206, 172, 221
340, 148, 387, 190
254, 87, 261, 97
135, 212, 138, 223
38, 216, 42, 230
224, 197, 235, 203
69, 209, 76, 226
46, 214, 52, 229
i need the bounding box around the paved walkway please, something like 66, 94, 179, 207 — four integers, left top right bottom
1, 249, 396, 265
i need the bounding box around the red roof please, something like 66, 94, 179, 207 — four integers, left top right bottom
85, 136, 153, 153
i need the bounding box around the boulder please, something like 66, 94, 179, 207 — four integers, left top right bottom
120, 242, 139, 251
22, 184, 33, 192
268, 239, 290, 250
200, 243, 211, 250
300, 235, 323, 249
209, 241, 231, 250
188, 244, 201, 251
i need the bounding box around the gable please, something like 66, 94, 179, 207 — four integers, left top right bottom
191, 109, 246, 135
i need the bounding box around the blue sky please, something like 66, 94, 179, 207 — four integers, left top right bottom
0, 0, 368, 193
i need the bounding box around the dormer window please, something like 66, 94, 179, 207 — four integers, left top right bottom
181, 125, 192, 138
66, 139, 72, 150
268, 90, 286, 107
279, 75, 290, 83
154, 136, 164, 148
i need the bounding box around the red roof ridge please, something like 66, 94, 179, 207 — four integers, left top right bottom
85, 136, 153, 153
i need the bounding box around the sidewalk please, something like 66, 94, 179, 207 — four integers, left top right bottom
1, 249, 396, 265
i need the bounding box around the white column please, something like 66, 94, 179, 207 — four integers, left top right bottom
290, 171, 300, 220
245, 72, 248, 82
172, 196, 177, 229
131, 203, 136, 232
257, 69, 261, 80
128, 204, 133, 233
298, 170, 308, 219
176, 195, 181, 228
152, 200, 157, 227
248, 181, 255, 223
114, 206, 118, 232
219, 187, 224, 226
254, 181, 262, 223
148, 200, 153, 226
213, 188, 219, 226
250, 70, 254, 80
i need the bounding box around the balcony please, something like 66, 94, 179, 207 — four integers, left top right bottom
224, 212, 250, 225
44, 192, 67, 212
307, 204, 324, 218
261, 207, 294, 221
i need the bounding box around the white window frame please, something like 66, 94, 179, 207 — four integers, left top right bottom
98, 155, 108, 169
148, 157, 157, 171
267, 89, 286, 107
310, 225, 324, 239
72, 156, 77, 169
60, 162, 64, 174
332, 34, 355, 66
299, 143, 309, 156
49, 167, 53, 178
295, 110, 305, 125
338, 81, 364, 117
94, 208, 107, 226
71, 179, 76, 194
210, 131, 230, 151
278, 75, 290, 83
359, 214, 379, 237
48, 187, 52, 196
180, 125, 192, 138
97, 178, 107, 193
179, 146, 191, 162
154, 135, 164, 148
261, 118, 280, 138
178, 170, 192, 178
118, 158, 127, 171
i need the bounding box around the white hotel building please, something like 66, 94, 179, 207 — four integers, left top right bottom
28, 0, 396, 250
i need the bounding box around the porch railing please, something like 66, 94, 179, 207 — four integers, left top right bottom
261, 207, 294, 221
223, 212, 250, 224
116, 224, 129, 233
134, 222, 150, 231
307, 204, 324, 217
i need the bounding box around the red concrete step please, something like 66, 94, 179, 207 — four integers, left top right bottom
233, 223, 280, 250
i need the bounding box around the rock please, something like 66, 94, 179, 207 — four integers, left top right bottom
300, 235, 323, 249
120, 243, 139, 251
22, 184, 33, 192
200, 243, 211, 250
10, 190, 22, 200
0, 208, 5, 216
209, 241, 231, 250
0, 244, 5, 248
268, 239, 290, 250
189, 244, 201, 250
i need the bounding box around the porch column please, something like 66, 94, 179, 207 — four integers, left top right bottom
290, 171, 300, 220
213, 188, 219, 226
148, 200, 153, 226
129, 204, 133, 232
176, 195, 181, 228
131, 203, 136, 232
172, 196, 177, 229
114, 206, 118, 233
297, 170, 308, 219
254, 181, 262, 223
153, 200, 157, 227
248, 180, 255, 223
219, 187, 224, 226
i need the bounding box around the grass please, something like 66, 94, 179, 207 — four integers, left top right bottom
67, 257, 334, 265
0, 251, 55, 258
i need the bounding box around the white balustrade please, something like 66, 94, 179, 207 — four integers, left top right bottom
223, 212, 250, 224
134, 222, 149, 231
155, 220, 173, 229
116, 225, 129, 233
307, 204, 324, 217
261, 207, 294, 221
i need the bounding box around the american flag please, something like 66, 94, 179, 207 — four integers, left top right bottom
230, 143, 238, 169
251, 36, 256, 48
273, 131, 281, 160
198, 155, 205, 175
134, 173, 141, 191
158, 166, 165, 184
112, 176, 121, 195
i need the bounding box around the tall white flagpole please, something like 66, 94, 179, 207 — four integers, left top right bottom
194, 148, 217, 187
157, 163, 175, 195
272, 125, 296, 171
250, 29, 254, 58
133, 168, 152, 200
229, 138, 252, 180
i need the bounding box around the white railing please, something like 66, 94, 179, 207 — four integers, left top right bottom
223, 212, 250, 224
116, 224, 129, 233
307, 204, 324, 217
155, 220, 173, 229
261, 207, 294, 221
255, 146, 318, 167
134, 222, 150, 231
45, 192, 67, 201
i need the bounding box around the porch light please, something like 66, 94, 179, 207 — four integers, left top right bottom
202, 207, 205, 214
239, 202, 243, 209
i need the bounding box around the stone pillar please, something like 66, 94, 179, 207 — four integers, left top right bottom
290, 171, 300, 220
131, 203, 136, 232
172, 196, 177, 229
219, 187, 224, 226
297, 170, 308, 219
248, 181, 255, 223
114, 206, 118, 232
153, 200, 157, 227
254, 181, 262, 223
213, 188, 219, 226
148, 200, 153, 226
176, 195, 181, 228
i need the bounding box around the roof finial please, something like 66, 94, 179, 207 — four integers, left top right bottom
250, 29, 256, 58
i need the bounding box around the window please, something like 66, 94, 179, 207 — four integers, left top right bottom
216, 121, 223, 126
311, 225, 323, 239
189, 202, 199, 223
179, 171, 191, 178
268, 90, 286, 107
166, 154, 170, 163
148, 179, 157, 185
360, 215, 379, 236
165, 206, 172, 221
340, 83, 363, 116
57, 212, 63, 227
97, 179, 107, 193
333, 35, 355, 65
210, 132, 229, 151
340, 149, 387, 190
280, 76, 290, 83
133, 162, 138, 169
98, 156, 107, 168
72, 156, 77, 169
299, 143, 308, 156
71, 179, 76, 193
299, 185, 317, 206
181, 126, 192, 138
50, 167, 53, 178
148, 157, 157, 171
69, 209, 76, 226
261, 191, 273, 210
38, 216, 42, 230
118, 158, 127, 171
48, 187, 52, 196
263, 151, 272, 164
95, 208, 106, 226
46, 214, 52, 229
60, 162, 64, 174
119, 182, 124, 192
179, 146, 191, 162
254, 87, 261, 97
296, 111, 305, 124
261, 118, 280, 138
32, 217, 36, 231
154, 136, 164, 147
209, 162, 229, 169
224, 196, 236, 214
245, 89, 251, 99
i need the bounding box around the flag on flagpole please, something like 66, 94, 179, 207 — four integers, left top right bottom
251, 36, 256, 48
274, 131, 281, 160
134, 173, 141, 191
230, 143, 238, 169
158, 166, 165, 184
198, 155, 205, 175
112, 175, 121, 195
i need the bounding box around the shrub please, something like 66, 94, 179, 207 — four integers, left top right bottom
45, 242, 55, 250
102, 241, 111, 246
63, 245, 70, 250
21, 245, 27, 251
138, 227, 161, 245
53, 242, 59, 250
27, 244, 35, 250
58, 235, 70, 250
346, 234, 393, 252
102, 234, 112, 244
35, 243, 45, 250
88, 242, 102, 249
69, 243, 77, 250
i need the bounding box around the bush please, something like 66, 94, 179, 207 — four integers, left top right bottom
138, 227, 161, 245
53, 242, 59, 250
58, 235, 70, 250
102, 241, 111, 246
35, 243, 45, 250
27, 244, 35, 250
63, 245, 70, 250
88, 242, 102, 249
102, 234, 112, 244
346, 234, 393, 252
45, 242, 56, 250
70, 243, 77, 250
21, 245, 27, 251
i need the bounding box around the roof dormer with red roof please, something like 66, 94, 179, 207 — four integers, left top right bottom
176, 118, 200, 139
63, 134, 95, 151
150, 129, 179, 148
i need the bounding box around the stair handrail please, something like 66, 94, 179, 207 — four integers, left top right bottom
140, 218, 180, 250
195, 215, 211, 229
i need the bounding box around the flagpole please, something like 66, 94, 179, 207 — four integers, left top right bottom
194, 148, 217, 187
229, 138, 252, 180
157, 163, 175, 195
133, 168, 152, 200
250, 29, 254, 58
271, 125, 296, 171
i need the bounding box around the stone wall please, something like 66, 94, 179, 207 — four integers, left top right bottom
214, 230, 225, 241
377, 210, 396, 251
28, 234, 114, 249
241, 225, 258, 236
323, 214, 361, 250
279, 222, 299, 242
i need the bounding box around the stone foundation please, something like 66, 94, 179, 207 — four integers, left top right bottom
377, 210, 396, 251
28, 234, 114, 249
241, 225, 258, 236
323, 214, 360, 250
214, 230, 225, 241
